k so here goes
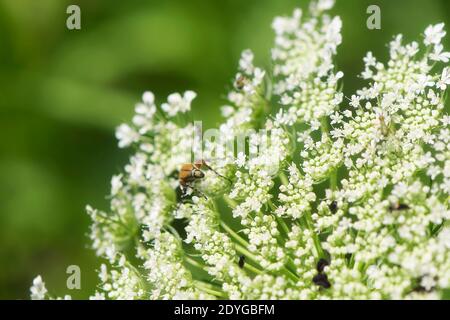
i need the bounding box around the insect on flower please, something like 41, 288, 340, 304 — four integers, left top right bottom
178, 159, 231, 198
328, 201, 338, 214
234, 74, 249, 90
238, 255, 246, 268
312, 273, 331, 289
389, 203, 411, 211
316, 258, 330, 273
378, 114, 391, 137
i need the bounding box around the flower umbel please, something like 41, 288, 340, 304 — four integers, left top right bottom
32, 0, 449, 300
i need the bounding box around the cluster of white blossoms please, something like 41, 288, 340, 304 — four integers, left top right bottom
31, 0, 449, 300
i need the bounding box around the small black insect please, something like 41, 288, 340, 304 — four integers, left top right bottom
389, 203, 410, 211
312, 273, 331, 289
316, 258, 330, 273
175, 185, 185, 203
411, 285, 428, 293
238, 255, 245, 268
328, 201, 338, 214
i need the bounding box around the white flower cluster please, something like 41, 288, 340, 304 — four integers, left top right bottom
139, 232, 213, 299
272, 2, 343, 125
30, 275, 71, 300
30, 276, 48, 300
92, 255, 145, 300
31, 0, 449, 300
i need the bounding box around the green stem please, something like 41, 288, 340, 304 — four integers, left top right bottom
223, 194, 238, 209
166, 225, 182, 241
267, 199, 277, 211
267, 201, 291, 249
221, 219, 299, 282
96, 211, 134, 234
349, 253, 355, 268
235, 243, 259, 263
330, 169, 338, 190
185, 256, 205, 270
320, 117, 330, 137
276, 216, 290, 236
220, 221, 248, 248
243, 262, 264, 275
220, 222, 267, 275
279, 172, 289, 186
235, 244, 298, 282
281, 265, 299, 282
194, 281, 227, 298
287, 257, 298, 273
233, 245, 264, 274
303, 213, 324, 258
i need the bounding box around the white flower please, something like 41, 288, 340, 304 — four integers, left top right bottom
253, 68, 266, 86
442, 115, 450, 126
142, 91, 155, 105
89, 292, 106, 300
221, 105, 234, 117
437, 67, 450, 90
310, 119, 321, 131
110, 175, 123, 196
235, 152, 246, 167
311, 0, 335, 14
349, 95, 361, 108
424, 23, 446, 46
364, 52, 376, 66
330, 112, 343, 125
161, 91, 197, 117
429, 44, 450, 62
115, 124, 139, 148
239, 49, 255, 74
30, 276, 47, 300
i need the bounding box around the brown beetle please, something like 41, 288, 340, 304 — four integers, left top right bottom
178, 159, 230, 197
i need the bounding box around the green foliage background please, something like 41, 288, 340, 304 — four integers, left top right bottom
0, 0, 449, 299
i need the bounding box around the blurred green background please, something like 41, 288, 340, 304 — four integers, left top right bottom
0, 0, 449, 299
